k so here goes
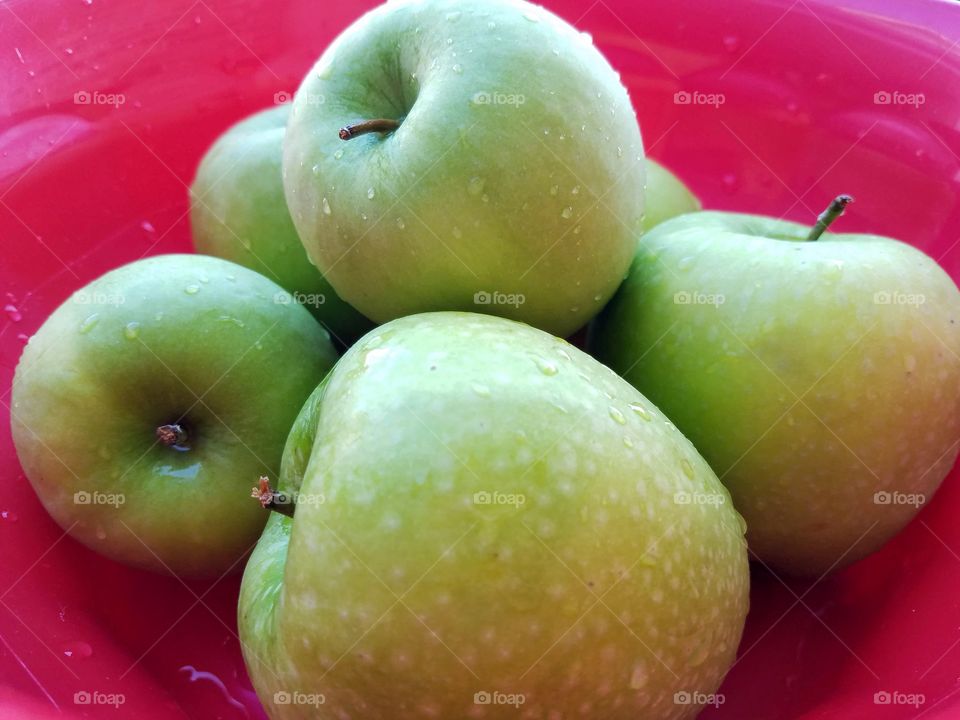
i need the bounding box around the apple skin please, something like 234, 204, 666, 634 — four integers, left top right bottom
642, 159, 701, 232
239, 312, 748, 720
190, 105, 373, 346
283, 0, 645, 338
10, 254, 338, 577
590, 211, 960, 576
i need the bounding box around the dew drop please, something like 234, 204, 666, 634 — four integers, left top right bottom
629, 402, 651, 421
446, 10, 461, 21
184, 285, 200, 295
677, 256, 694, 271
452, 64, 463, 74
523, 10, 540, 22
62, 641, 93, 660
333, 149, 344, 160
681, 458, 695, 479
723, 35, 740, 52
140, 220, 156, 234
536, 358, 559, 376
4, 305, 22, 322
561, 206, 574, 219
1, 510, 18, 522
322, 197, 331, 215
549, 185, 559, 196
78, 314, 100, 333
396, 217, 406, 229
124, 322, 140, 340
467, 176, 485, 196
629, 664, 647, 689
471, 383, 491, 397
609, 406, 627, 425
367, 187, 376, 199
623, 436, 634, 448
452, 226, 463, 239
571, 185, 580, 195
487, 20, 497, 29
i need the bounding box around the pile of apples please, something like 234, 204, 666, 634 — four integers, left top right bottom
10, 0, 960, 718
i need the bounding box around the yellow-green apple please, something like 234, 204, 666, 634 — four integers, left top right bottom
283, 0, 646, 337
239, 312, 748, 719
191, 105, 372, 346
591, 198, 960, 575
10, 255, 337, 576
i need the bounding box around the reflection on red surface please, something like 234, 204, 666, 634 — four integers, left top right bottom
1, 0, 959, 718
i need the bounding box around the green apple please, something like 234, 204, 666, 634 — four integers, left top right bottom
590, 199, 960, 576
643, 159, 701, 232
283, 0, 645, 338
190, 105, 373, 347
10, 254, 337, 576
239, 312, 748, 719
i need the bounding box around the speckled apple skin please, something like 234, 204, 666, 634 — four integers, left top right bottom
239, 312, 748, 720
10, 254, 337, 577
591, 212, 960, 576
283, 0, 645, 337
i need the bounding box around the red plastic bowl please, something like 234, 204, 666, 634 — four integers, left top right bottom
2, 1, 959, 718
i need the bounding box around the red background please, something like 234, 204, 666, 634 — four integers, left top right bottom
1, 0, 959, 717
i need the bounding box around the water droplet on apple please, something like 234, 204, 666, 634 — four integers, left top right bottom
535, 357, 559, 376
199, 275, 209, 284
561, 206, 573, 219
617, 146, 623, 158
322, 197, 331, 215
452, 64, 463, 74
367, 187, 376, 200
689, 642, 710, 667
446, 11, 461, 21
184, 285, 200, 295
446, 37, 454, 44
1, 510, 18, 522
62, 641, 93, 660
396, 217, 406, 229
609, 407, 627, 425
629, 402, 651, 421
722, 173, 738, 192
95, 526, 107, 540
549, 185, 559, 196
4, 304, 22, 322
593, 294, 602, 302
629, 663, 648, 689
570, 306, 580, 313
623, 436, 634, 448
452, 226, 463, 239
124, 321, 140, 340
467, 176, 485, 196
723, 35, 740, 52
141, 220, 156, 234
681, 458, 695, 479
333, 149, 344, 160
78, 314, 100, 333
523, 10, 540, 22
573, 226, 581, 235
17, 333, 29, 344
552, 49, 560, 56
571, 186, 581, 195
471, 383, 491, 397
677, 256, 694, 271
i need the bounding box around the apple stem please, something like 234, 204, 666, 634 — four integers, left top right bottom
156, 424, 188, 447
251, 476, 295, 518
807, 195, 854, 241
339, 118, 401, 141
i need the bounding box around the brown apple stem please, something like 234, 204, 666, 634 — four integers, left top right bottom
807, 195, 854, 241
251, 476, 295, 518
156, 424, 188, 447
339, 118, 401, 141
